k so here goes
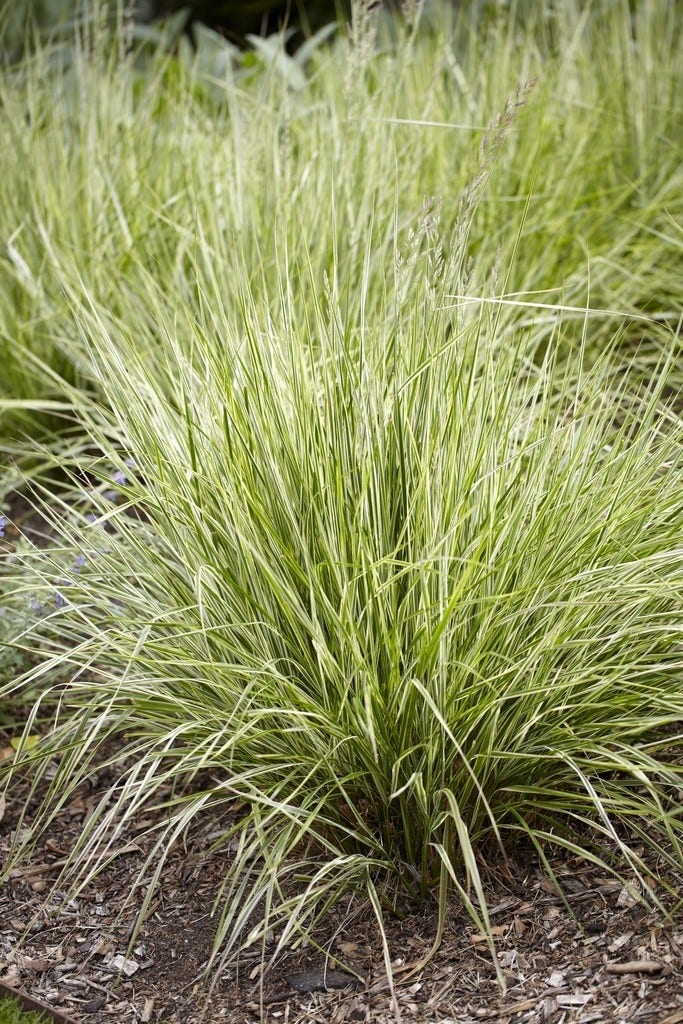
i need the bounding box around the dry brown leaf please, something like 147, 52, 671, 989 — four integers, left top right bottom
608, 932, 633, 952
469, 924, 508, 943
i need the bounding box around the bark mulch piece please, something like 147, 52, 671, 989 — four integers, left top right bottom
2, 763, 683, 1024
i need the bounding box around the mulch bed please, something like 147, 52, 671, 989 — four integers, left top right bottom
2, 759, 683, 1024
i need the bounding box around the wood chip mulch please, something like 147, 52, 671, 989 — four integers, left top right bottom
2, 759, 683, 1024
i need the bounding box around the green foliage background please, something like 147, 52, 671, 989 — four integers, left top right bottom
0, 0, 350, 58
0, 0, 115, 59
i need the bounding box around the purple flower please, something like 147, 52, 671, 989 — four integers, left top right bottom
104, 490, 117, 503
29, 597, 45, 615
0, 514, 7, 538
112, 469, 127, 487
73, 554, 86, 569
53, 581, 72, 608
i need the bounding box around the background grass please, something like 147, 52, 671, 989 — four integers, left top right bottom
0, 0, 680, 438
0, 0, 681, 985
0, 994, 50, 1024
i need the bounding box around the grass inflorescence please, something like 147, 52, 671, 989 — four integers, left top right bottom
0, 0, 682, 984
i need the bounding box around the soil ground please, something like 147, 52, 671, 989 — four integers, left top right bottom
1, 760, 683, 1024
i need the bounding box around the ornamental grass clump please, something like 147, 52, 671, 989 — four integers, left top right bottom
3, 261, 683, 974
0, 0, 682, 985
